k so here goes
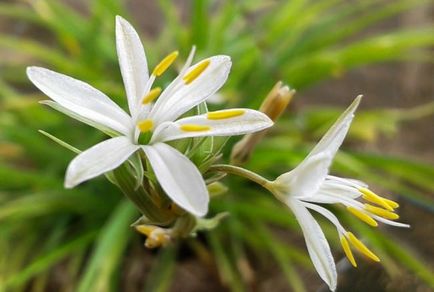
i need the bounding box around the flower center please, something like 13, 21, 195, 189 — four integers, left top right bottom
137, 119, 154, 144
138, 119, 154, 132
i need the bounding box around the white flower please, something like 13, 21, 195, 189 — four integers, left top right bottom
268, 96, 409, 291
27, 16, 273, 217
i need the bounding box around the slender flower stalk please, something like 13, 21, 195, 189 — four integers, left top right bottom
27, 16, 272, 217
209, 164, 272, 189
266, 96, 409, 291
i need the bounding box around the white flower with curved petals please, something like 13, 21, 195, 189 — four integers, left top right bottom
27, 16, 273, 217
269, 96, 409, 291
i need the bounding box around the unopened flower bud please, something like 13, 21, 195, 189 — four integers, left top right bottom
135, 225, 171, 248
231, 81, 295, 165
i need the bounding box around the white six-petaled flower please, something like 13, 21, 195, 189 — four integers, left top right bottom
27, 16, 273, 217
268, 96, 409, 291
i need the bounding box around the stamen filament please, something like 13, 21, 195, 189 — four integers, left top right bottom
340, 236, 357, 267
138, 119, 154, 132
207, 109, 246, 120
183, 59, 210, 84
364, 204, 399, 220
180, 124, 211, 132
360, 188, 394, 211
347, 232, 380, 262
347, 206, 378, 227
142, 87, 162, 104
152, 51, 179, 77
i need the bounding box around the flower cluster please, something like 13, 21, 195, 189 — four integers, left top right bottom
28, 16, 408, 292
267, 96, 408, 291
28, 16, 272, 217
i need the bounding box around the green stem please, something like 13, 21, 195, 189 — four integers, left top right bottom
208, 164, 273, 191
113, 164, 175, 225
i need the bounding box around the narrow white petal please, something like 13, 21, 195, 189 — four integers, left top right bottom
287, 199, 337, 291
276, 152, 332, 198
275, 96, 362, 199
326, 175, 368, 189
301, 201, 346, 234
116, 16, 149, 117
65, 137, 139, 188
41, 101, 121, 137
27, 67, 131, 135
309, 95, 362, 158
371, 215, 410, 228
151, 109, 273, 143
320, 181, 363, 199
142, 143, 209, 216
149, 55, 231, 125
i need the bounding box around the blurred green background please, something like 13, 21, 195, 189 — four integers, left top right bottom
0, 0, 433, 291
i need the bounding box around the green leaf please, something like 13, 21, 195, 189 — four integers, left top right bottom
144, 245, 177, 292
0, 231, 97, 290
77, 201, 137, 292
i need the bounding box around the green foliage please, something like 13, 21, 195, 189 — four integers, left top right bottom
0, 0, 433, 291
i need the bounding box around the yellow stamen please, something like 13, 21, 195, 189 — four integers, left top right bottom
180, 124, 211, 132
207, 109, 246, 120
340, 236, 357, 267
135, 225, 156, 237
138, 119, 154, 132
347, 206, 378, 227
382, 197, 400, 209
347, 232, 380, 262
152, 51, 179, 77
360, 188, 394, 211
183, 59, 210, 84
145, 230, 170, 249
142, 87, 162, 104
364, 204, 399, 220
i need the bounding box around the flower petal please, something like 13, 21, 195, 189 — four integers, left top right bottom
142, 143, 208, 216
309, 95, 362, 158
27, 67, 131, 135
151, 109, 273, 143
149, 55, 231, 125
276, 152, 332, 198
275, 96, 362, 199
301, 201, 346, 234
287, 199, 337, 291
41, 100, 121, 137
116, 16, 149, 117
65, 136, 139, 188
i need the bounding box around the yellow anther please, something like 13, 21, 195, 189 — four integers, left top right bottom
347, 206, 378, 227
364, 204, 399, 220
382, 197, 399, 209
138, 119, 154, 132
142, 87, 162, 104
152, 51, 179, 77
180, 124, 211, 132
136, 225, 171, 249
183, 59, 210, 84
360, 188, 394, 211
145, 231, 169, 249
347, 232, 380, 262
207, 109, 246, 120
135, 225, 156, 237
340, 236, 357, 267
